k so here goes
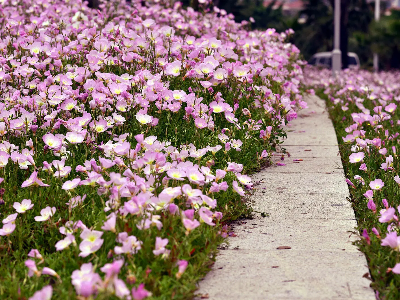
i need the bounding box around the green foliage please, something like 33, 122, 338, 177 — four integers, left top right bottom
370, 10, 400, 70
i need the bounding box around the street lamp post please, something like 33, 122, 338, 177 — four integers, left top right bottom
332, 0, 341, 77
374, 0, 380, 73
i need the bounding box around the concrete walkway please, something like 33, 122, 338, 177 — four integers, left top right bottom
195, 95, 375, 300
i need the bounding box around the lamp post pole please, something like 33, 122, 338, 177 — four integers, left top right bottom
332, 0, 341, 77
374, 0, 380, 73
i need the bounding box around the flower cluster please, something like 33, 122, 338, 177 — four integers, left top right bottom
0, 0, 304, 298
305, 66, 400, 298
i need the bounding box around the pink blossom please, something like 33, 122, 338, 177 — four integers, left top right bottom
25, 259, 40, 277
66, 131, 85, 144
391, 263, 400, 274
22, 171, 50, 187
132, 283, 151, 300
28, 249, 43, 260
62, 178, 81, 190
29, 285, 52, 300
55, 234, 76, 251
363, 190, 373, 200
165, 61, 181, 77
34, 207, 56, 222
367, 200, 376, 213
101, 213, 117, 232
14, 199, 34, 213
153, 237, 169, 256
379, 207, 396, 223
381, 231, 400, 250
183, 218, 200, 234
43, 133, 62, 149
0, 222, 16, 236
235, 173, 252, 187
167, 169, 186, 181
71, 263, 102, 297
42, 267, 59, 278
115, 235, 142, 255
369, 178, 384, 190
349, 152, 364, 163
199, 207, 215, 226
2, 213, 17, 224
232, 180, 245, 196
194, 118, 208, 129
79, 239, 104, 257
176, 260, 188, 279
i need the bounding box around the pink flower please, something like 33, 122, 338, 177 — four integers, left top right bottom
14, 199, 34, 213
43, 133, 62, 149
349, 152, 364, 163
186, 169, 205, 185
235, 173, 252, 187
165, 61, 181, 76
167, 169, 186, 181
66, 195, 86, 209
71, 263, 102, 297
226, 162, 243, 173
42, 267, 59, 278
136, 113, 153, 125
132, 283, 151, 300
359, 163, 367, 171
79, 240, 104, 257
213, 68, 227, 80
369, 178, 384, 190
194, 118, 208, 129
182, 184, 202, 199
0, 151, 10, 168
381, 231, 400, 250
28, 249, 43, 260
183, 218, 200, 234
176, 260, 188, 279
232, 180, 245, 196
199, 207, 215, 226
385, 103, 397, 113
62, 178, 81, 190
29, 285, 52, 300
209, 101, 230, 113
2, 213, 17, 224
114, 278, 131, 299
153, 237, 169, 256
391, 263, 400, 274
363, 190, 373, 200
367, 200, 376, 213
101, 213, 116, 232
379, 207, 396, 223
215, 169, 227, 181
80, 228, 103, 242
25, 259, 40, 277
22, 171, 50, 187
109, 82, 128, 95
100, 259, 124, 279
362, 229, 370, 245
0, 222, 16, 236
66, 131, 85, 144
55, 234, 76, 251
35, 207, 56, 222
115, 235, 142, 255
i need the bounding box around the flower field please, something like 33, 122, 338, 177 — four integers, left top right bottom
0, 0, 305, 299
304, 67, 400, 299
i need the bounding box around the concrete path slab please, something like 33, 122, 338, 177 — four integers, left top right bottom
195, 95, 375, 300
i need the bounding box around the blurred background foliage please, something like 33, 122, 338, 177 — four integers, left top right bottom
179, 0, 400, 70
